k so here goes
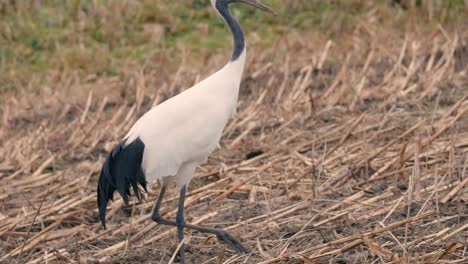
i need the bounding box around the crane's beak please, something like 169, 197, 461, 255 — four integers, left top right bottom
237, 0, 275, 14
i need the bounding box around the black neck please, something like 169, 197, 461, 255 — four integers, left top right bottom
216, 1, 245, 61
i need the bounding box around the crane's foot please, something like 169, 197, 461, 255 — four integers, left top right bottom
177, 245, 186, 264
215, 230, 251, 253
176, 252, 185, 264
175, 244, 193, 264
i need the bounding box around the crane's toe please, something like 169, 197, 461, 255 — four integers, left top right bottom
215, 230, 251, 254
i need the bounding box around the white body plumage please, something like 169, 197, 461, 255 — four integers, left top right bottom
125, 50, 246, 186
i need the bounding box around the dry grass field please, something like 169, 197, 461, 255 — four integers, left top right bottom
1, 1, 467, 263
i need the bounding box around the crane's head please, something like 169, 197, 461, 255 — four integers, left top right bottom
211, 0, 274, 14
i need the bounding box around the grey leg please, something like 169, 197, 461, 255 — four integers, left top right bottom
152, 184, 186, 263
151, 185, 250, 254
176, 186, 186, 263
151, 184, 172, 225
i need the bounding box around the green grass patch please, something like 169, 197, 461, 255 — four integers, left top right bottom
0, 0, 466, 94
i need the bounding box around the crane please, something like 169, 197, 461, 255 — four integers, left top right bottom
97, 0, 273, 262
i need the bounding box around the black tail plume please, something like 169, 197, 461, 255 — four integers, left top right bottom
97, 137, 147, 228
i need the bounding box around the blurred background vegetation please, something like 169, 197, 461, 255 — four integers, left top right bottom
0, 0, 467, 94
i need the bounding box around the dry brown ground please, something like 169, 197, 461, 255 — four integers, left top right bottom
1, 24, 468, 263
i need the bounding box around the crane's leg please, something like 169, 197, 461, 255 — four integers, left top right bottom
152, 184, 186, 263
151, 185, 250, 254
176, 185, 186, 263
152, 183, 172, 225
183, 218, 250, 253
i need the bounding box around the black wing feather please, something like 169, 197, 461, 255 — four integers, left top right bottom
97, 137, 146, 228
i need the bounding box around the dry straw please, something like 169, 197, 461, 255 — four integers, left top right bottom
1, 22, 467, 263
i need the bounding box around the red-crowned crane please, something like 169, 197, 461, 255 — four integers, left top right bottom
97, 0, 273, 262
